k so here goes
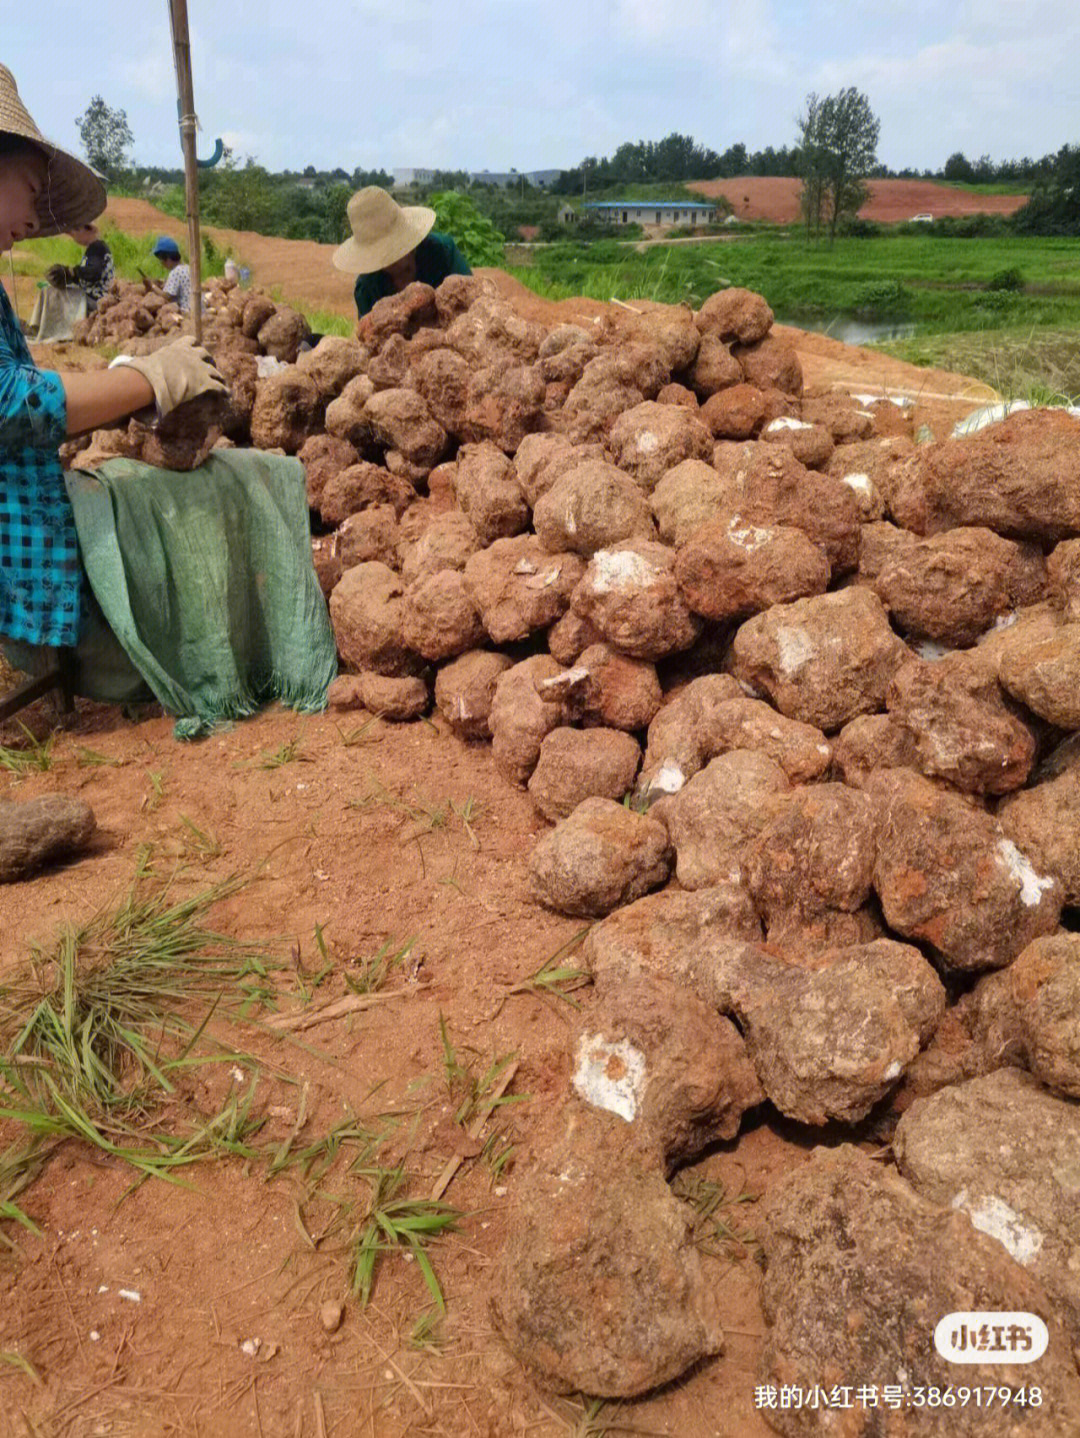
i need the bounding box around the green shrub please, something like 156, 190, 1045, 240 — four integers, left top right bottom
974, 290, 1019, 313
852, 279, 911, 316
837, 216, 882, 238
428, 191, 505, 267
986, 266, 1025, 291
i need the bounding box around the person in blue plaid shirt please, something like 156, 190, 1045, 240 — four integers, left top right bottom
0, 65, 223, 657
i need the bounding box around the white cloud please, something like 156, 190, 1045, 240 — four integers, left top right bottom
8, 0, 1080, 173
119, 45, 175, 103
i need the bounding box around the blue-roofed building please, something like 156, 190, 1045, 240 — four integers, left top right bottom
579, 200, 721, 228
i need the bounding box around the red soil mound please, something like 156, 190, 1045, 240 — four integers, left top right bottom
689, 176, 1028, 225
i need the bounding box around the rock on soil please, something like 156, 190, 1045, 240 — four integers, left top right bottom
433, 650, 513, 739
730, 939, 945, 1124
529, 796, 672, 917
527, 728, 641, 822
870, 767, 1062, 971
571, 541, 701, 661
0, 795, 96, 882
651, 749, 791, 890
326, 671, 428, 721
532, 460, 655, 557
491, 1104, 725, 1397
731, 587, 909, 732
758, 1145, 1080, 1437
489, 656, 568, 786
895, 1067, 1080, 1334
995, 753, 1080, 897
573, 974, 762, 1164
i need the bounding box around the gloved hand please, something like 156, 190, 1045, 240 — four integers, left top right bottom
122, 337, 227, 419
46, 264, 73, 287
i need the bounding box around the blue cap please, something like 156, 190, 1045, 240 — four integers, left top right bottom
152, 235, 181, 258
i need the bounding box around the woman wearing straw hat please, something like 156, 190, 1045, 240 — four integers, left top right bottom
333, 187, 471, 320
0, 64, 223, 654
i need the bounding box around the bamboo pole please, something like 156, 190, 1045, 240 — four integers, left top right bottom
167, 0, 202, 341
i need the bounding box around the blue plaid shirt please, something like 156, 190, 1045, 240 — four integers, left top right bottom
0, 283, 81, 646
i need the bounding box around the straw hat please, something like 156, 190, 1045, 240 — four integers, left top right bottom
332, 187, 435, 275
0, 65, 105, 237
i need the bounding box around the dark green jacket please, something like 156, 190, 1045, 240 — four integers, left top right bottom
353, 232, 471, 318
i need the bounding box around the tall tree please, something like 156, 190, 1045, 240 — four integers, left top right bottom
943, 151, 975, 183
1014, 144, 1080, 235
718, 142, 748, 177
76, 96, 133, 180
796, 94, 828, 239
797, 87, 879, 241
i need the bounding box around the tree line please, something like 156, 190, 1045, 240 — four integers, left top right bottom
76, 93, 1080, 242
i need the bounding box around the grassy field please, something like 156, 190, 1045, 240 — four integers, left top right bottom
511, 231, 1080, 396
511, 233, 1080, 329
878, 328, 1080, 402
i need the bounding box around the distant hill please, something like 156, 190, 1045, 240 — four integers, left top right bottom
687, 177, 1028, 224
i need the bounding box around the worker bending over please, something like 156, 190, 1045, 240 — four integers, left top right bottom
45, 222, 114, 311
333, 187, 470, 320
152, 234, 192, 312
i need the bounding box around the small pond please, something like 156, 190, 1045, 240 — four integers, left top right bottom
779, 317, 918, 345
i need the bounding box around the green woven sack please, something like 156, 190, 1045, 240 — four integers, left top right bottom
66, 448, 336, 737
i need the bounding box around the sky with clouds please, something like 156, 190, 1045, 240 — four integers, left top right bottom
5, 1, 1079, 174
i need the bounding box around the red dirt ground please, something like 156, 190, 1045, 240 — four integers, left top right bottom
0, 693, 823, 1438
688, 176, 1028, 225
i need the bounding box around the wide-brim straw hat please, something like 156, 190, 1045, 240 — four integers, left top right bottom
0, 64, 106, 237
332, 187, 435, 275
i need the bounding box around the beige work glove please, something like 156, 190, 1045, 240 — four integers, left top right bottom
123, 337, 227, 419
